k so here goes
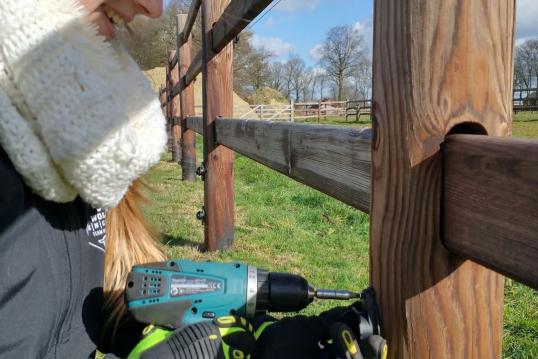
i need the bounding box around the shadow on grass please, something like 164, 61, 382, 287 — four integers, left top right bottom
162, 233, 202, 249
514, 117, 538, 123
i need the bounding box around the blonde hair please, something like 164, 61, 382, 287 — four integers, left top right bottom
102, 179, 167, 339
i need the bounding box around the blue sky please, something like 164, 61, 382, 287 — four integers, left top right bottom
247, 0, 373, 66
165, 0, 538, 67
244, 0, 538, 67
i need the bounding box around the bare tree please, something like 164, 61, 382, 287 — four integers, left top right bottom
514, 39, 538, 89
121, 0, 191, 69
319, 25, 368, 101
350, 58, 372, 100
269, 62, 285, 92
300, 69, 314, 102
282, 54, 306, 102
233, 33, 274, 97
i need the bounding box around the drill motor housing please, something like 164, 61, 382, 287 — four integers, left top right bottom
125, 260, 315, 328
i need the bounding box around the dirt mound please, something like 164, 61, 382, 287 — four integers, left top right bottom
246, 87, 287, 105
143, 67, 251, 117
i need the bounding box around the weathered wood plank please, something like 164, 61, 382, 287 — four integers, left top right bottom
172, 51, 202, 98
181, 0, 202, 43
169, 50, 181, 164
211, 0, 273, 53
215, 119, 371, 213
178, 14, 197, 182
185, 51, 202, 88
370, 1, 514, 358
443, 135, 538, 289
186, 116, 203, 134
169, 52, 178, 68
201, 0, 235, 251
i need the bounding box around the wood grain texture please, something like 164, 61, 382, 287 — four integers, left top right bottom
211, 0, 273, 53
185, 51, 202, 89
216, 119, 372, 212
171, 51, 202, 99
444, 135, 538, 289
405, 1, 514, 166
201, 0, 235, 251
178, 14, 197, 182
186, 116, 203, 134
370, 1, 514, 358
169, 50, 182, 164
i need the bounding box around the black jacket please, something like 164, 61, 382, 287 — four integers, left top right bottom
0, 147, 139, 358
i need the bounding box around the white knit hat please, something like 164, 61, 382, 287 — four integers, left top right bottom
0, 0, 167, 208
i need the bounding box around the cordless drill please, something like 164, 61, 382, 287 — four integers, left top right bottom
125, 259, 363, 328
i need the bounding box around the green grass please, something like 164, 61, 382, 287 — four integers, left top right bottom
513, 111, 538, 138
139, 114, 538, 358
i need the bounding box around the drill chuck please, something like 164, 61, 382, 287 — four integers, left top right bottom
252, 270, 361, 314
253, 270, 315, 314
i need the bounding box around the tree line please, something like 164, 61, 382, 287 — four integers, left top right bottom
123, 0, 371, 103
515, 38, 538, 90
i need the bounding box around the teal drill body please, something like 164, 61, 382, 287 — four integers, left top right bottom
126, 260, 256, 328
126, 259, 362, 329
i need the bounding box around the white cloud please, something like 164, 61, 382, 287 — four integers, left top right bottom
353, 21, 373, 56
249, 34, 294, 57
516, 0, 538, 41
311, 67, 326, 76
275, 0, 318, 12
309, 43, 323, 61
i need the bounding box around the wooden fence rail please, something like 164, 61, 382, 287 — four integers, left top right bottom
176, 111, 538, 291
158, 0, 538, 357
216, 119, 371, 212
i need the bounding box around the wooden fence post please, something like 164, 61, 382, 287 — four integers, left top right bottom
201, 0, 235, 250
290, 100, 295, 122
169, 50, 182, 165
159, 86, 166, 117
178, 14, 197, 182
165, 64, 173, 158
370, 1, 514, 358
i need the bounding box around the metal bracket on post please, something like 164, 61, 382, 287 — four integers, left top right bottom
196, 162, 206, 181
171, 116, 181, 126
196, 206, 206, 223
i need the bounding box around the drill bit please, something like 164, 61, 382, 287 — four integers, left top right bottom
315, 289, 362, 300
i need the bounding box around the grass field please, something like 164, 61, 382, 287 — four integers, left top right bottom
142, 112, 538, 358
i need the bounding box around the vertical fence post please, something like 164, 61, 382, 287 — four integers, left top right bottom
290, 100, 295, 122
159, 86, 166, 117
201, 0, 235, 250
178, 14, 197, 182
165, 64, 173, 158
169, 50, 182, 165
370, 1, 514, 358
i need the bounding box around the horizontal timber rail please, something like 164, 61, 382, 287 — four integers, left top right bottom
169, 0, 201, 68
216, 119, 372, 212
186, 116, 203, 134
181, 0, 202, 44
443, 134, 538, 289
175, 113, 538, 292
